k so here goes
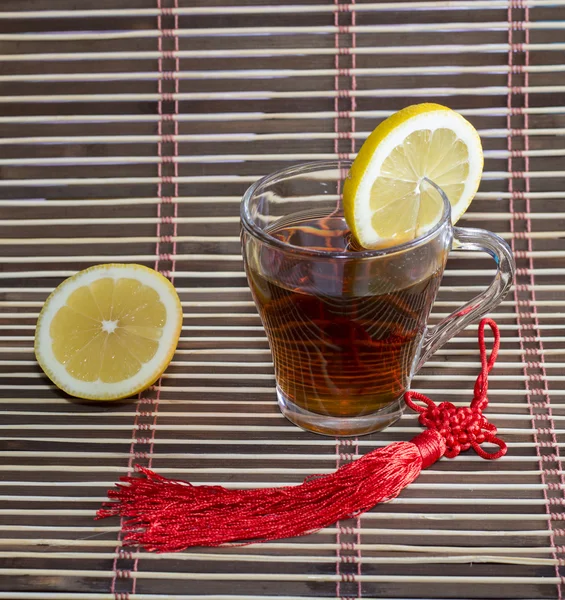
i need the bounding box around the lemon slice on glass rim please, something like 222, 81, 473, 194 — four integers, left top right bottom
34, 264, 183, 401
343, 103, 484, 249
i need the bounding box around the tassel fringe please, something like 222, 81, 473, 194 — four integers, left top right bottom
97, 432, 443, 551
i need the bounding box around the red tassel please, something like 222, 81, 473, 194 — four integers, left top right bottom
97, 318, 507, 551
97, 430, 443, 551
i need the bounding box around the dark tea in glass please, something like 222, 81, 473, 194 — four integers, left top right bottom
247, 211, 442, 423
241, 163, 514, 436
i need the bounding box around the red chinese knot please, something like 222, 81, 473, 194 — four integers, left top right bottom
406, 317, 507, 460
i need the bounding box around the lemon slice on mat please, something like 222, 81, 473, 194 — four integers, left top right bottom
35, 264, 183, 401
343, 103, 483, 249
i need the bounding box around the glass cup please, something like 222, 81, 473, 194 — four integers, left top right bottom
240, 161, 515, 436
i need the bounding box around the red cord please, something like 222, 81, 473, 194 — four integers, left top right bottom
406, 318, 507, 460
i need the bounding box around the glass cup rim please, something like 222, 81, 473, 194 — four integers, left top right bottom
241, 160, 452, 259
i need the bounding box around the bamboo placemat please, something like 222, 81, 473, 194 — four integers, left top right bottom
1, 0, 565, 598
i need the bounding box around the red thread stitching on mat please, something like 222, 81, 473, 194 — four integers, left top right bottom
110, 3, 179, 599
350, 1, 357, 157
333, 0, 340, 165
354, 437, 362, 599
507, 3, 563, 596
350, 5, 361, 597
335, 436, 343, 599
334, 0, 355, 164
335, 439, 361, 599
171, 0, 180, 274
523, 0, 565, 557
334, 3, 360, 597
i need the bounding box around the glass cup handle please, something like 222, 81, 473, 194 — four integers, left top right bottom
415, 226, 516, 372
